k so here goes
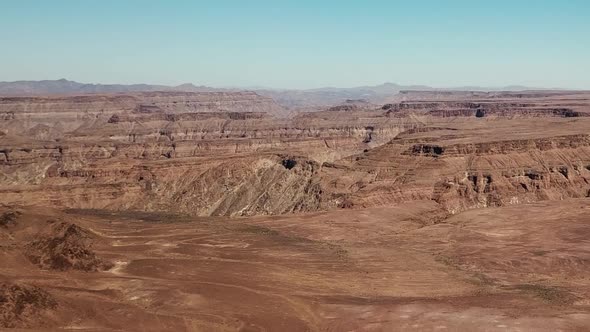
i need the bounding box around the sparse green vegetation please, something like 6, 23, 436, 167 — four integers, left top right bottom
531, 250, 550, 256
238, 225, 280, 236
515, 284, 575, 305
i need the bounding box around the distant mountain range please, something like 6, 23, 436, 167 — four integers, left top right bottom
0, 79, 564, 109
0, 79, 221, 95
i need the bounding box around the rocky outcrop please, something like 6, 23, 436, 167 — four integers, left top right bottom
25, 221, 111, 271
0, 207, 111, 272
383, 100, 590, 118
330, 130, 590, 214
403, 135, 590, 156
0, 282, 57, 328
140, 155, 323, 216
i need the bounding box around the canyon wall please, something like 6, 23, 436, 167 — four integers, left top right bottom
2, 91, 590, 216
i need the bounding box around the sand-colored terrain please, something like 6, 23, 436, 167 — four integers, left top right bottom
1, 90, 590, 330
1, 200, 589, 331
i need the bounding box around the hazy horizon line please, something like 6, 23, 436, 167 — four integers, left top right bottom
1, 78, 585, 92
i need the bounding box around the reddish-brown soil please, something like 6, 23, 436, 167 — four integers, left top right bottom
0, 201, 589, 331
1, 90, 590, 330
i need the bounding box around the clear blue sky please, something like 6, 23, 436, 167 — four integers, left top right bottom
1, 0, 589, 89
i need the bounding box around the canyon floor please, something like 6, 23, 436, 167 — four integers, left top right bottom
1, 90, 590, 331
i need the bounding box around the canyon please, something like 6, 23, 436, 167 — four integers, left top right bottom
1, 88, 590, 331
